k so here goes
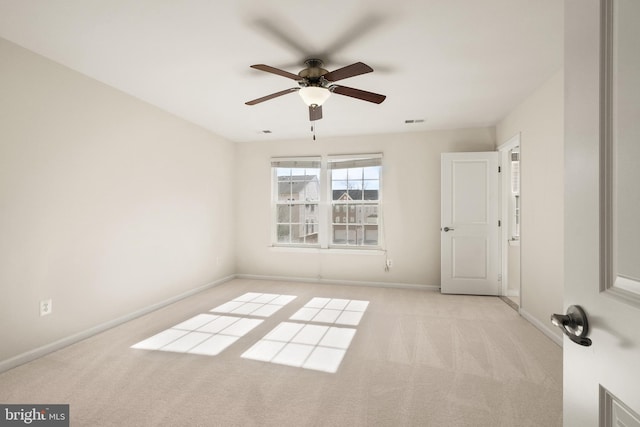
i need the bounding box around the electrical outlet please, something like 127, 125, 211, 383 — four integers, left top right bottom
386, 259, 393, 268
40, 299, 52, 316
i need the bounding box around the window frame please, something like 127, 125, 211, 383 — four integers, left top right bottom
327, 154, 383, 249
270, 154, 383, 250
271, 157, 322, 247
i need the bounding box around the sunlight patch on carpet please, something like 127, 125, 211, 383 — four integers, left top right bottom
131, 293, 298, 356
131, 293, 367, 370
241, 322, 356, 373
289, 298, 369, 325
131, 314, 263, 355
210, 293, 297, 317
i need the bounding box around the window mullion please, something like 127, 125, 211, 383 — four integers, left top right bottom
271, 168, 277, 245
319, 156, 329, 248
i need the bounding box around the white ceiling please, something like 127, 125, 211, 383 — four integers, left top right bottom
0, 0, 563, 143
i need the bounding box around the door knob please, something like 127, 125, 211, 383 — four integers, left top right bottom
550, 305, 592, 347
443, 227, 454, 232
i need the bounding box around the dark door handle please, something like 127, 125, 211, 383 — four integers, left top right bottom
550, 305, 592, 347
443, 227, 454, 232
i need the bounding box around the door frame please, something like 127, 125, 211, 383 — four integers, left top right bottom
497, 134, 521, 303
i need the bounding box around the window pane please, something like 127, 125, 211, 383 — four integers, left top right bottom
304, 178, 320, 201
289, 205, 304, 222
347, 188, 363, 201
347, 167, 363, 180
364, 189, 378, 200
333, 187, 349, 201
350, 179, 364, 190
363, 166, 380, 180
363, 225, 378, 245
290, 167, 306, 176
332, 225, 348, 244
363, 179, 379, 197
332, 204, 345, 223
304, 221, 319, 244
277, 178, 292, 201
289, 223, 304, 243
332, 179, 348, 190
277, 225, 290, 243
331, 225, 379, 246
277, 205, 290, 222
332, 168, 347, 180
346, 227, 357, 245
361, 206, 378, 224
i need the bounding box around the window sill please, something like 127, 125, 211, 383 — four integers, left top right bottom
269, 245, 385, 255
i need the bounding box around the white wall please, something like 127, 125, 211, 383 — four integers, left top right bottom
497, 70, 564, 341
235, 128, 495, 287
0, 38, 236, 364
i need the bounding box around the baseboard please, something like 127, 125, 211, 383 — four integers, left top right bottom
519, 308, 563, 347
0, 275, 235, 374
506, 289, 520, 297
235, 273, 440, 291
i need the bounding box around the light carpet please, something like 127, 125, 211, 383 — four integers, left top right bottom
0, 279, 562, 426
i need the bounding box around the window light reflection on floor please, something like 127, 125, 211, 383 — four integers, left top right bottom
241, 322, 357, 373
131, 314, 264, 356
289, 297, 369, 326
131, 293, 298, 357
210, 293, 297, 317
131, 293, 368, 371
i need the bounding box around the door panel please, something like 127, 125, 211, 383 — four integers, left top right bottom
609, 0, 640, 298
564, 1, 640, 425
441, 152, 499, 295
452, 236, 487, 278
452, 161, 488, 223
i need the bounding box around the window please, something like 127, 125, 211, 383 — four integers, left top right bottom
510, 148, 520, 240
271, 154, 382, 249
272, 158, 321, 245
329, 157, 381, 247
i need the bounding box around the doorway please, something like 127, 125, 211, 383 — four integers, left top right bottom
498, 134, 521, 308
440, 152, 500, 295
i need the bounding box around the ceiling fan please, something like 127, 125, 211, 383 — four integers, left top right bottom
245, 59, 386, 121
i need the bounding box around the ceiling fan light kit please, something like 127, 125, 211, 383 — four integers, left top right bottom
298, 86, 331, 107
245, 59, 386, 123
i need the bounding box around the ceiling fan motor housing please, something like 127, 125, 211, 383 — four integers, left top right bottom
298, 59, 329, 87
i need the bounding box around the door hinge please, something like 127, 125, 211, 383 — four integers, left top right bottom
498, 220, 501, 227
498, 166, 501, 173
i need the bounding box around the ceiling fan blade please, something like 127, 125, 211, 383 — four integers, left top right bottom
250, 64, 302, 81
252, 18, 311, 58
323, 62, 373, 82
331, 85, 386, 104
309, 105, 323, 121
245, 88, 299, 105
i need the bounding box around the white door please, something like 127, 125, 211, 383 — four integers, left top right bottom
441, 152, 500, 295
564, 1, 640, 426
